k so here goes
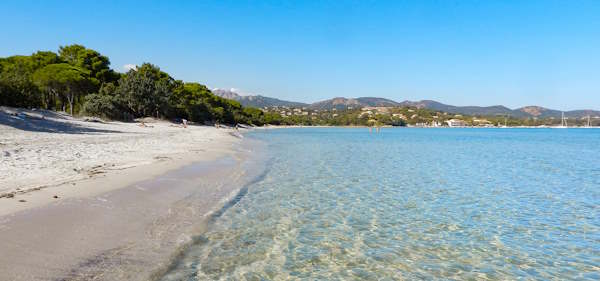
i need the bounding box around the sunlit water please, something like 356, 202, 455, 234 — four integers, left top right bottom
162, 128, 600, 280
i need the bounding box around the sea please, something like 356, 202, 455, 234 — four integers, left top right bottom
161, 128, 600, 280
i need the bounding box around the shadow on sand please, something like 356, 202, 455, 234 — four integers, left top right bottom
0, 109, 122, 134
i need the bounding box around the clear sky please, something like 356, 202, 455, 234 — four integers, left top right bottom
1, 0, 599, 110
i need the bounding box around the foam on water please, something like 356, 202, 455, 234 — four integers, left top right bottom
161, 128, 600, 280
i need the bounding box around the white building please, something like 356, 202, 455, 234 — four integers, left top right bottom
445, 119, 468, 127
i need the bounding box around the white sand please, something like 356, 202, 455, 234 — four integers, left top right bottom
0, 106, 263, 280
0, 106, 243, 214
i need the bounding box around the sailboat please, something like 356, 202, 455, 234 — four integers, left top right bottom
556, 112, 568, 128
587, 115, 591, 127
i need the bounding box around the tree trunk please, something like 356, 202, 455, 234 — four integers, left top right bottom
67, 92, 74, 116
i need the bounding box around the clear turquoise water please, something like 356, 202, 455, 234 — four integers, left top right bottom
162, 128, 600, 280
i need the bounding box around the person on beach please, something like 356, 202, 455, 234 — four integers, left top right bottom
182, 119, 188, 128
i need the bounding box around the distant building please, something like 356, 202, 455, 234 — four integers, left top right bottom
473, 119, 492, 127
445, 119, 467, 127
360, 111, 373, 117
392, 113, 406, 119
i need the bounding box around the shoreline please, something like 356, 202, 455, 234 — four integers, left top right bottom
0, 143, 241, 216
0, 133, 267, 281
0, 107, 268, 280
259, 124, 600, 129
0, 106, 246, 214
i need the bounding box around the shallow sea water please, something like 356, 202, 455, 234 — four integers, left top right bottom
161, 128, 600, 280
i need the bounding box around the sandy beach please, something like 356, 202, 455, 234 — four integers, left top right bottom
0, 107, 264, 280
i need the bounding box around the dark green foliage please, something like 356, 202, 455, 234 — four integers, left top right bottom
169, 82, 244, 124
116, 63, 174, 118
0, 56, 43, 107
82, 83, 129, 120
59, 44, 119, 84
0, 70, 42, 108
1, 44, 281, 125
240, 107, 265, 125
31, 51, 62, 69
169, 83, 214, 122
0, 51, 63, 109
33, 63, 93, 115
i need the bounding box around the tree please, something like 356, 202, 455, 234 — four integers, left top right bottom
58, 45, 86, 65
0, 68, 41, 108
117, 63, 174, 118
59, 44, 118, 84
241, 107, 264, 125
31, 51, 62, 69
169, 82, 213, 122
1, 45, 272, 125
33, 63, 92, 115
0, 55, 44, 107
82, 82, 128, 120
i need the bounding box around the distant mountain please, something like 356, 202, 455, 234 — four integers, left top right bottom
400, 100, 600, 118
410, 101, 600, 118
212, 89, 600, 118
212, 89, 308, 108
564, 109, 600, 118
399, 100, 525, 117
516, 106, 561, 118
309, 97, 401, 110
355, 97, 402, 107
212, 88, 241, 100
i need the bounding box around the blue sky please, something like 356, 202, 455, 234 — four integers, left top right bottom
1, 0, 599, 110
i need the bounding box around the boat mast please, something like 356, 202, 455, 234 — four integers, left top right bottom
588, 115, 591, 127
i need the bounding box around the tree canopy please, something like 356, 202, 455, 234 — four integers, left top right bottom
33, 63, 92, 115
1, 44, 281, 125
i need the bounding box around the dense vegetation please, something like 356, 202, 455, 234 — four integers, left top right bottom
0, 44, 274, 125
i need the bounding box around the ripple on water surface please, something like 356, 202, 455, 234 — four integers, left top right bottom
161, 128, 600, 280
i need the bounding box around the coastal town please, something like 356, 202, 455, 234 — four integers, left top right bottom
259, 105, 600, 128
